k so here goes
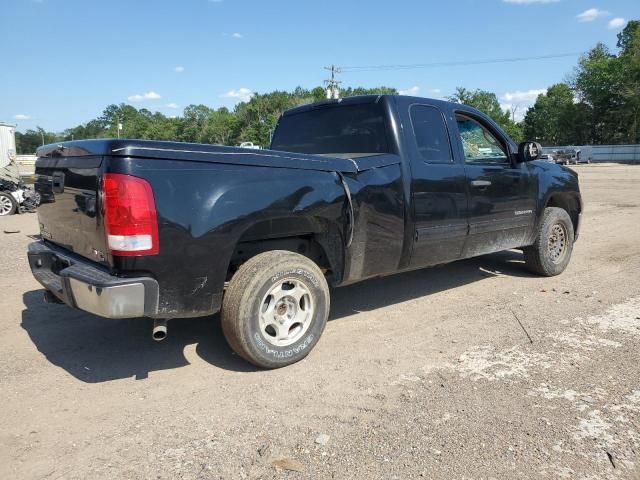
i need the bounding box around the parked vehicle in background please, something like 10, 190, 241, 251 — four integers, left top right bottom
0, 122, 40, 215
555, 149, 581, 165
575, 149, 590, 164
0, 178, 40, 216
539, 154, 555, 163
27, 95, 582, 369
238, 141, 262, 150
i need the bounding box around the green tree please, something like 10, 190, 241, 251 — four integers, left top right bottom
13, 84, 435, 150
202, 108, 237, 145
179, 104, 212, 143
573, 43, 625, 143
341, 86, 398, 97
617, 21, 640, 142
617, 20, 640, 54
523, 20, 639, 145
15, 127, 60, 154
523, 84, 583, 144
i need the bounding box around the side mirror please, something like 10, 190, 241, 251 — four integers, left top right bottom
518, 142, 543, 162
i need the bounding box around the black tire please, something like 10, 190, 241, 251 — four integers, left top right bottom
523, 207, 574, 276
221, 250, 330, 369
0, 192, 17, 216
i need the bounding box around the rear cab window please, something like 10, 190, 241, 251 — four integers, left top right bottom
271, 103, 392, 155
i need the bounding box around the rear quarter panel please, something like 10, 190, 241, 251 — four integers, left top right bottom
108, 156, 348, 318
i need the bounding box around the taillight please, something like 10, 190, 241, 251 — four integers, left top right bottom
102, 173, 159, 256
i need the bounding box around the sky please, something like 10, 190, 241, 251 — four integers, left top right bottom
1, 0, 638, 132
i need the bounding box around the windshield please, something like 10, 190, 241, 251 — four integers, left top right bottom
271, 103, 391, 155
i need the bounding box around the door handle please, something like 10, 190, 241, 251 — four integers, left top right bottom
471, 180, 492, 187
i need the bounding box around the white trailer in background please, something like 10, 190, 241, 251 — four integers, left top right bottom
0, 122, 21, 182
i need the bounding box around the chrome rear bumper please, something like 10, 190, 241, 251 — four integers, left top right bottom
27, 241, 158, 319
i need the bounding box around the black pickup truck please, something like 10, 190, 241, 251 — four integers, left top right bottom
28, 95, 582, 368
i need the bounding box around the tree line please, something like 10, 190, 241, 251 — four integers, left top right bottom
524, 21, 640, 145
15, 86, 397, 154
15, 20, 639, 154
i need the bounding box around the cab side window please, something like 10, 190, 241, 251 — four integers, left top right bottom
455, 114, 508, 164
410, 105, 453, 163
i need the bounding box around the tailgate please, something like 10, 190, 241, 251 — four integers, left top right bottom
34, 154, 110, 266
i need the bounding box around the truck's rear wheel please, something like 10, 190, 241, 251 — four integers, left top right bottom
0, 192, 17, 216
221, 250, 330, 369
523, 207, 574, 276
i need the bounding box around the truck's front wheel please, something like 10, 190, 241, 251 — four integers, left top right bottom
523, 207, 574, 276
221, 250, 330, 369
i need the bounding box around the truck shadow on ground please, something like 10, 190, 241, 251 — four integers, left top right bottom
21, 250, 532, 382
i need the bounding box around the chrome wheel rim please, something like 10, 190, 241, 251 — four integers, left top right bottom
0, 195, 13, 216
547, 223, 568, 263
258, 278, 314, 347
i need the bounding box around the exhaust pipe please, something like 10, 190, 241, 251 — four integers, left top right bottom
152, 319, 168, 342
43, 290, 64, 305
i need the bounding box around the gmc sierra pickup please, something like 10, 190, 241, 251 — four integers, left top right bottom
28, 95, 582, 368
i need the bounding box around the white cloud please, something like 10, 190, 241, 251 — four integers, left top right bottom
399, 86, 420, 96
174, 66, 185, 73
503, 0, 559, 3
166, 103, 179, 109
14, 114, 31, 120
576, 8, 609, 22
608, 17, 626, 29
501, 89, 547, 122
127, 91, 161, 102
502, 89, 546, 103
221, 88, 254, 102
231, 32, 243, 39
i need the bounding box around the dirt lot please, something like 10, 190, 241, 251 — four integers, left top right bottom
1, 164, 639, 479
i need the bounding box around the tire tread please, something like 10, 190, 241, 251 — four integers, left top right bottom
524, 207, 574, 277
221, 250, 329, 368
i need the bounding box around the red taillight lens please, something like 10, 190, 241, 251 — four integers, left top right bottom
102, 173, 159, 256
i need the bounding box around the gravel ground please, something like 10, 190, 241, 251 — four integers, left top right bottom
1, 164, 639, 479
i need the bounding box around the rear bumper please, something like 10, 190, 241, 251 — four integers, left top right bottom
27, 241, 159, 319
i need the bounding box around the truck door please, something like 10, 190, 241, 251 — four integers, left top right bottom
406, 104, 468, 268
452, 113, 536, 258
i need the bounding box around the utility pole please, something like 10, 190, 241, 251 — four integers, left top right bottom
509, 104, 520, 123
324, 65, 342, 99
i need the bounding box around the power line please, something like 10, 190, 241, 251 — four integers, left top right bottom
340, 52, 581, 72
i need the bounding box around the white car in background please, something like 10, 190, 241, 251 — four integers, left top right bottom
238, 142, 262, 150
